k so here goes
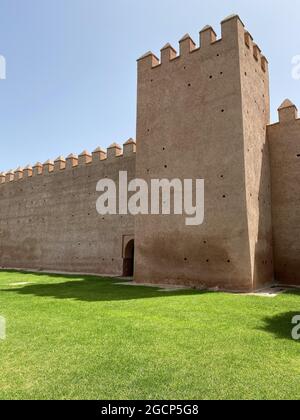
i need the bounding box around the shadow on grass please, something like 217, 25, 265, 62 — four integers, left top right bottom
0, 270, 204, 302
260, 309, 300, 342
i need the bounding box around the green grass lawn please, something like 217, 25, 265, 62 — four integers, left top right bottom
0, 270, 300, 400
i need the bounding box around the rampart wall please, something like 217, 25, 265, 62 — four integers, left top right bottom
0, 142, 136, 275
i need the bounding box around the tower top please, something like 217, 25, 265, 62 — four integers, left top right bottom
278, 99, 297, 110
278, 99, 298, 122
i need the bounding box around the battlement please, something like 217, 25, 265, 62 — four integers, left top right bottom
137, 15, 267, 74
277, 99, 299, 123
0, 139, 136, 185
266, 100, 299, 129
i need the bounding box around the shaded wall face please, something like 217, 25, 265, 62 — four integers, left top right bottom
239, 33, 274, 289
268, 118, 300, 285
135, 18, 253, 291
0, 156, 135, 275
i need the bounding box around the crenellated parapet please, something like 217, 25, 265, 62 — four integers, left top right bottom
0, 172, 6, 184
6, 170, 14, 182
107, 143, 122, 160
32, 162, 43, 176
137, 14, 268, 74
0, 139, 136, 185
24, 165, 33, 178
244, 31, 268, 73
92, 147, 107, 162
43, 160, 54, 175
123, 138, 136, 157
79, 151, 92, 166
277, 99, 299, 123
54, 157, 66, 171
14, 167, 23, 181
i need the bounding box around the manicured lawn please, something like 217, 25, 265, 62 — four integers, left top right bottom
0, 270, 299, 400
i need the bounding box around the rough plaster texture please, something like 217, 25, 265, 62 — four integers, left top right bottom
239, 28, 273, 290
135, 16, 273, 291
0, 14, 299, 291
268, 105, 300, 285
0, 153, 135, 275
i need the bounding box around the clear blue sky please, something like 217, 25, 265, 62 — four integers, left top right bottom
0, 0, 299, 171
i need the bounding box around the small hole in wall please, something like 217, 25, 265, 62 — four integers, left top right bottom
227, 260, 231, 263
297, 154, 300, 158
164, 165, 168, 169
245, 72, 247, 76
184, 258, 188, 262
217, 54, 220, 57
206, 259, 210, 263
221, 109, 225, 113
209, 75, 213, 79
220, 72, 223, 75
222, 195, 226, 199
162, 147, 166, 151
220, 175, 224, 179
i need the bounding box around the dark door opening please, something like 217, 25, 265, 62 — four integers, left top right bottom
123, 239, 135, 277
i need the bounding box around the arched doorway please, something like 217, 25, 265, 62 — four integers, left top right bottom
123, 239, 135, 277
